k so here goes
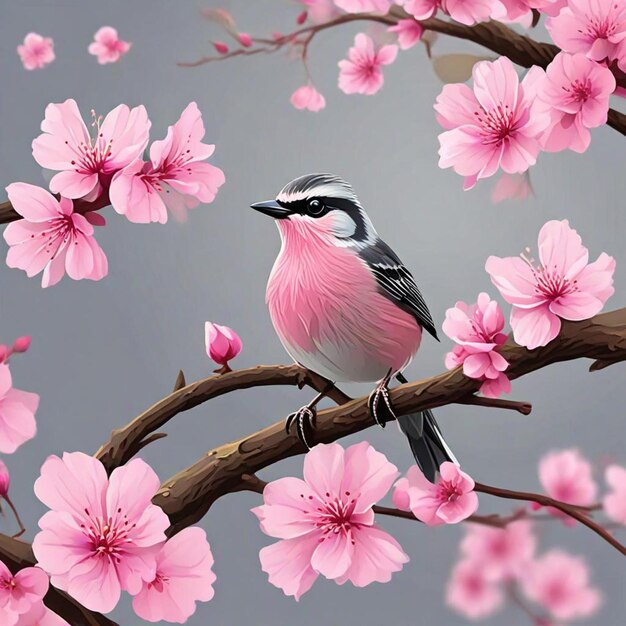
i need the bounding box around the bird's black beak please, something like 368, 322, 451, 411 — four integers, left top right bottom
250, 200, 291, 219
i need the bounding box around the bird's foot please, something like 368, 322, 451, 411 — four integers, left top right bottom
368, 382, 397, 428
285, 405, 317, 449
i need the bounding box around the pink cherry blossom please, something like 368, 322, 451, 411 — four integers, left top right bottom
14, 602, 70, 626
442, 293, 511, 398
338, 33, 398, 95
539, 449, 597, 510
299, 0, 341, 24
403, 0, 439, 19
392, 462, 478, 526
334, 0, 392, 11
388, 19, 424, 50
110, 102, 225, 224
491, 172, 533, 203
290, 84, 327, 112
205, 322, 242, 372
0, 363, 38, 454
436, 57, 549, 190
538, 53, 616, 153
4, 183, 108, 288
603, 464, 626, 524
32, 99, 150, 200
521, 550, 601, 620
32, 452, 170, 613
252, 442, 408, 600
498, 0, 566, 26
0, 561, 49, 624
460, 521, 536, 580
546, 0, 626, 67
446, 559, 504, 620
486, 220, 615, 349
17, 33, 55, 71
88, 27, 132, 65
403, 0, 506, 25
0, 460, 9, 498
132, 527, 216, 623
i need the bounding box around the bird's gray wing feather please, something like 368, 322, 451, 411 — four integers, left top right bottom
360, 239, 439, 340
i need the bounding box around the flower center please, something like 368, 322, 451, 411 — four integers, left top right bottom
437, 480, 462, 503
564, 78, 592, 103
302, 490, 360, 543
146, 571, 170, 593
475, 104, 516, 145
67, 110, 113, 174
28, 214, 78, 260
0, 577, 17, 592
80, 507, 136, 562
520, 250, 578, 300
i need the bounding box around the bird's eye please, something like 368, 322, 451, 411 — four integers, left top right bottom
307, 199, 325, 216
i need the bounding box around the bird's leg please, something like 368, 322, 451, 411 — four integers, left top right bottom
285, 382, 335, 449
368, 369, 397, 429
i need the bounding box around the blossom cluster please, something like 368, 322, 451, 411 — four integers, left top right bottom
207, 0, 625, 196
447, 447, 626, 623
31, 452, 216, 622
4, 100, 225, 287
442, 219, 614, 397
17, 27, 131, 70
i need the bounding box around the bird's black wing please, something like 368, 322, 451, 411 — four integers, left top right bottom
360, 239, 439, 341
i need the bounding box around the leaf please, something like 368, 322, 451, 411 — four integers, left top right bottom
432, 53, 495, 83
200, 8, 237, 33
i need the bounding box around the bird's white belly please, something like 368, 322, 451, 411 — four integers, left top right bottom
281, 335, 401, 383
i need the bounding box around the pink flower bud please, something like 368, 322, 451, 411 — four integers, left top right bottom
213, 41, 229, 55
0, 460, 10, 498
12, 336, 31, 353
296, 11, 308, 25
0, 345, 8, 363
271, 32, 283, 42
205, 322, 242, 370
238, 32, 253, 47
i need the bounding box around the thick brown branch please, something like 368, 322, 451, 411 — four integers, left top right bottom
0, 535, 117, 626
152, 308, 626, 534
179, 8, 626, 137
94, 365, 350, 473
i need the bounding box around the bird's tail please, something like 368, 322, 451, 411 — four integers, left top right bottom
395, 374, 458, 483
397, 409, 458, 483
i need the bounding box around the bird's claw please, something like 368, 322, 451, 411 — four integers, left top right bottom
285, 405, 317, 449
368, 385, 397, 428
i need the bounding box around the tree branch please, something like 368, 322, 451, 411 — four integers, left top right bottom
149, 307, 626, 534
1, 307, 625, 621
475, 482, 626, 556
94, 365, 350, 473
179, 7, 626, 137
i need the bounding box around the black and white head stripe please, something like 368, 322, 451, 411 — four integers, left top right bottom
276, 173, 377, 247
360, 239, 439, 341
277, 173, 360, 205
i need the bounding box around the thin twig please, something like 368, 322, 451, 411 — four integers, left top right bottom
458, 395, 532, 415
475, 482, 626, 556
3, 496, 25, 539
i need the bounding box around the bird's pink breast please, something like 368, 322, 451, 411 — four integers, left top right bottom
266, 218, 422, 382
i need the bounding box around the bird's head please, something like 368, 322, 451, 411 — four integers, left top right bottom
250, 173, 377, 248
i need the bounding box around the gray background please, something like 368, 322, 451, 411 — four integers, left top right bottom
1, 1, 625, 624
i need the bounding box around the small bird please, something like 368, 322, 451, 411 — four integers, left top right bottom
251, 173, 457, 482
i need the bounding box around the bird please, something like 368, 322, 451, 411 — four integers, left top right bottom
251, 173, 457, 482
